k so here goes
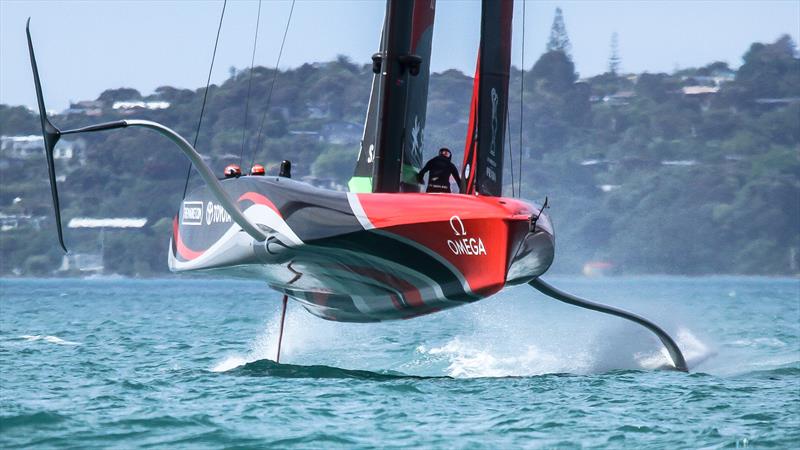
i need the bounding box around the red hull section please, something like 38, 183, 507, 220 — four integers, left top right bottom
356, 193, 537, 298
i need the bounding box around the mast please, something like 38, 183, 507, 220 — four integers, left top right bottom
349, 0, 436, 194
370, 0, 433, 193
461, 0, 513, 197
372, 0, 414, 193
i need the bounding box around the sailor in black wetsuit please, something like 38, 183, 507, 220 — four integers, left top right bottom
417, 148, 461, 193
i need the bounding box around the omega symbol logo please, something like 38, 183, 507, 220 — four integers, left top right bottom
447, 215, 486, 256
450, 215, 466, 236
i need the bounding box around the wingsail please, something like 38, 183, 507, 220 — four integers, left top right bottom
399, 0, 436, 192
461, 0, 513, 197
348, 25, 385, 193
349, 0, 436, 193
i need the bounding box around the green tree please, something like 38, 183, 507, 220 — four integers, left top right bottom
546, 7, 572, 56
97, 88, 143, 103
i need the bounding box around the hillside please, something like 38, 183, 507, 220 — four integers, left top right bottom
1, 36, 798, 276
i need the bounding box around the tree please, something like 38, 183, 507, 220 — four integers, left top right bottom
635, 73, 678, 102
529, 50, 577, 92
97, 88, 142, 103
732, 35, 800, 103
546, 7, 572, 57
0, 105, 38, 135
608, 32, 621, 75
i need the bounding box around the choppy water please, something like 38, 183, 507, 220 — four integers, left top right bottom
1, 277, 798, 448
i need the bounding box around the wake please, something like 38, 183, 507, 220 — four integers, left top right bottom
209, 302, 716, 378
417, 326, 714, 378
19, 335, 81, 346
211, 305, 335, 373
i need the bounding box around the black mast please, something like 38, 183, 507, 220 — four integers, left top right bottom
372, 0, 415, 193
461, 0, 513, 197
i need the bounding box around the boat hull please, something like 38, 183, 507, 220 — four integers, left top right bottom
170, 177, 554, 322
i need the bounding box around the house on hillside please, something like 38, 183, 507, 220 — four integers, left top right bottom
321, 121, 361, 145
62, 100, 104, 116
681, 85, 720, 108
0, 212, 47, 232
681, 86, 719, 96
603, 90, 636, 106
112, 100, 171, 114
681, 70, 735, 88
58, 217, 149, 274
1, 135, 83, 161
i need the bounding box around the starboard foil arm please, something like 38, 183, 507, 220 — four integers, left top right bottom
26, 19, 267, 252
529, 278, 688, 372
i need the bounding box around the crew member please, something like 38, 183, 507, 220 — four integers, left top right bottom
250, 164, 265, 176
223, 164, 242, 179
417, 148, 461, 193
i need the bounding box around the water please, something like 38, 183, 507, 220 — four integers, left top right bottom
1, 277, 798, 448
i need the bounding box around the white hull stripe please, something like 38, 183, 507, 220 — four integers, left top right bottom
170, 204, 303, 271
346, 192, 374, 230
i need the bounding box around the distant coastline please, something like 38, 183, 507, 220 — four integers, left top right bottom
1, 35, 798, 277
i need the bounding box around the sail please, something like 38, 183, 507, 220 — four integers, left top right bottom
370, 0, 413, 193
399, 0, 436, 192
348, 24, 385, 193
461, 0, 513, 197
350, 0, 436, 194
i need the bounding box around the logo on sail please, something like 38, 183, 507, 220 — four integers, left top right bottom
486, 88, 499, 182
410, 115, 424, 167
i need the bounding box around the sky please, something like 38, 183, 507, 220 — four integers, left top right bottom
1, 0, 798, 111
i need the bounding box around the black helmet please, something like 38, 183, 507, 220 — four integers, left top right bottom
439, 147, 452, 160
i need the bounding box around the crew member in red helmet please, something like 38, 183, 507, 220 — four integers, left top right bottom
250, 164, 266, 176
223, 164, 242, 179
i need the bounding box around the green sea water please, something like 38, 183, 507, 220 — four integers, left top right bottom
1, 277, 798, 448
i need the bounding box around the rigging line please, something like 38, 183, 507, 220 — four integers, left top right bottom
518, 0, 526, 198
182, 0, 228, 199
238, 0, 263, 168
250, 0, 296, 170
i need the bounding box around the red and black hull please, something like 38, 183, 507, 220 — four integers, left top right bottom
170, 177, 554, 322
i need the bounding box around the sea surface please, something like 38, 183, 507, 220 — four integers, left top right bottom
0, 277, 798, 448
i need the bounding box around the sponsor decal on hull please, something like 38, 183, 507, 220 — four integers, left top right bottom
181, 201, 203, 226
205, 201, 232, 225
181, 200, 234, 227
447, 215, 487, 256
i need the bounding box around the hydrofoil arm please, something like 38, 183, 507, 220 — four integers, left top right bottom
26, 19, 267, 252
529, 278, 688, 372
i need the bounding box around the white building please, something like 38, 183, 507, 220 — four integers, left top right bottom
112, 100, 171, 111
1, 135, 81, 160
